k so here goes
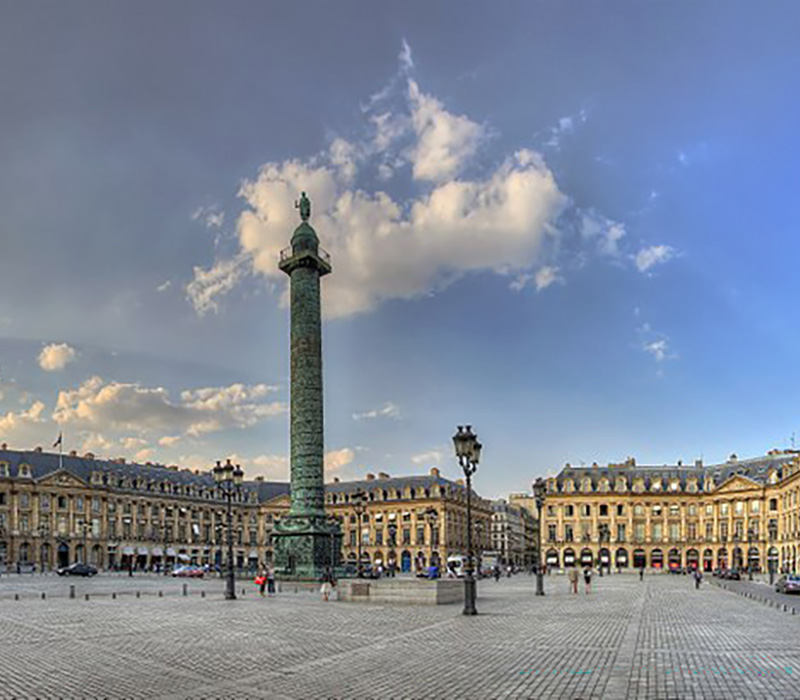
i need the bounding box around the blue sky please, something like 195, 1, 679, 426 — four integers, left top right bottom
1, 2, 800, 497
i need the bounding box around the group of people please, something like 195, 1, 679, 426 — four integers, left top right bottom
254, 566, 276, 597
568, 566, 594, 594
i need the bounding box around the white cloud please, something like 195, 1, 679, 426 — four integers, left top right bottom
643, 339, 669, 362
634, 245, 675, 273
411, 449, 443, 466
192, 205, 225, 229
0, 400, 47, 447
581, 213, 625, 258
185, 253, 250, 316
535, 266, 562, 291
53, 376, 285, 438
352, 402, 400, 421
158, 435, 181, 447
156, 280, 172, 293
38, 343, 77, 372
638, 324, 676, 365
399, 38, 414, 73
325, 447, 355, 472
407, 79, 484, 182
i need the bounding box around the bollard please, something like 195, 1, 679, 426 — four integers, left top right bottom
201, 590, 205, 598
159, 591, 163, 597
14, 593, 19, 601
242, 588, 245, 596
136, 591, 140, 598
112, 592, 116, 600
183, 583, 188, 597
41, 592, 46, 600
69, 585, 75, 599
85, 594, 89, 601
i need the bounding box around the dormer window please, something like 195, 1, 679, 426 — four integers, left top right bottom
0, 462, 9, 477
670, 480, 680, 492
581, 478, 592, 493
18, 463, 32, 479
615, 477, 627, 493
651, 480, 662, 491
563, 479, 574, 493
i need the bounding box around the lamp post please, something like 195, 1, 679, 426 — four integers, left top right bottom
424, 507, 438, 575
352, 488, 368, 578
453, 425, 482, 616
213, 459, 244, 601
533, 477, 546, 596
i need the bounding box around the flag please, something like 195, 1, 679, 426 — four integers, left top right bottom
52, 432, 62, 449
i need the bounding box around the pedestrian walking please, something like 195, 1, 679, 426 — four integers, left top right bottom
568, 566, 579, 594
583, 566, 592, 594
320, 567, 335, 602
255, 570, 267, 596
494, 565, 501, 582
693, 568, 703, 590
639, 566, 644, 582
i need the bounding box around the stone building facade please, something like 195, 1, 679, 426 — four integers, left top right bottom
540, 450, 800, 574
491, 499, 537, 567
0, 448, 492, 575
0, 447, 289, 573
325, 467, 493, 574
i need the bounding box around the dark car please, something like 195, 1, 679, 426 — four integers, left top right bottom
724, 569, 741, 580
57, 563, 98, 577
775, 575, 800, 594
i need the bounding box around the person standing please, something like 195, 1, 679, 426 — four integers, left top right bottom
583, 566, 592, 594
639, 566, 645, 582
266, 565, 276, 596
320, 567, 334, 602
568, 566, 579, 594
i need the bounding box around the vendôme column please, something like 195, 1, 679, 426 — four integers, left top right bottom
273, 192, 341, 579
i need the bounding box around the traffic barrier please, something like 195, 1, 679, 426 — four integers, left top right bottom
69, 585, 75, 599
41, 592, 45, 600
182, 584, 188, 597
85, 594, 89, 601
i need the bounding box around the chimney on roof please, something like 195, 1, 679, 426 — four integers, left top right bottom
591, 462, 599, 469
695, 459, 703, 467
117, 457, 126, 464
69, 450, 77, 457
254, 475, 265, 482
1, 443, 6, 450
34, 446, 42, 453
430, 467, 440, 477
333, 476, 340, 483
378, 471, 390, 479
366, 473, 375, 481
677, 460, 683, 467
729, 453, 738, 463
83, 452, 95, 460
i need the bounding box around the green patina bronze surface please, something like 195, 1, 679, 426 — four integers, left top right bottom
273, 193, 342, 579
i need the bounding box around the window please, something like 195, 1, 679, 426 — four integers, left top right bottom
688, 504, 697, 516
616, 524, 626, 542
687, 523, 697, 540
769, 498, 778, 511
548, 524, 557, 542
349, 530, 356, 547
76, 496, 84, 512
652, 523, 662, 541
0, 463, 8, 477
669, 523, 680, 540
581, 504, 591, 517
652, 505, 662, 516
0, 513, 5, 529
547, 505, 555, 516
735, 501, 744, 515
706, 504, 713, 516
402, 528, 411, 545
720, 502, 729, 516
599, 504, 608, 517
375, 529, 383, 545
0, 492, 5, 505
719, 522, 728, 540
40, 494, 51, 510
705, 522, 713, 540
751, 500, 760, 513
416, 526, 425, 545
616, 504, 625, 516
634, 504, 644, 516
565, 524, 574, 542
20, 514, 29, 532
634, 523, 645, 542
19, 493, 30, 509
669, 504, 680, 516
581, 526, 591, 542
565, 505, 574, 517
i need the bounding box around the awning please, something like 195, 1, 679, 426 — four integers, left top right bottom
166, 547, 177, 557
151, 547, 164, 557
122, 546, 135, 556
137, 547, 148, 556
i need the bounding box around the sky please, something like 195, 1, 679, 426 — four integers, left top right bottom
1, 2, 800, 498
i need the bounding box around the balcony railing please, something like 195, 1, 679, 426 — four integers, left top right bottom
280, 245, 331, 265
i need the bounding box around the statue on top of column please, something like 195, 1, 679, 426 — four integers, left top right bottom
295, 191, 311, 222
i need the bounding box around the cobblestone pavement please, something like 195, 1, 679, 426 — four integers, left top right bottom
1, 572, 799, 699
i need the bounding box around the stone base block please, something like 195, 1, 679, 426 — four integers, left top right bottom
337, 578, 465, 605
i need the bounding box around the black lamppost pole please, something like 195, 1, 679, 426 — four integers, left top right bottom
213, 459, 243, 601
425, 507, 438, 574
453, 425, 482, 616
533, 477, 546, 596
353, 489, 368, 578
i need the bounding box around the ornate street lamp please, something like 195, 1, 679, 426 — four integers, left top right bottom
453, 425, 482, 616
213, 459, 244, 600
424, 507, 438, 575
533, 477, 546, 596
352, 488, 368, 578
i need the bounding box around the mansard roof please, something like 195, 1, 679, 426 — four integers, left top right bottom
0, 448, 290, 503
553, 452, 798, 491
325, 473, 470, 497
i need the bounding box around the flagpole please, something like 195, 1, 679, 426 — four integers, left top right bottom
58, 432, 63, 471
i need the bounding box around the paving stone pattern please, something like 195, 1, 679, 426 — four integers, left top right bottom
0, 573, 799, 698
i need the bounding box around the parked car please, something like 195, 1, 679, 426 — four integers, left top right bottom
57, 563, 98, 577
775, 575, 800, 594
171, 565, 204, 578
724, 569, 741, 580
